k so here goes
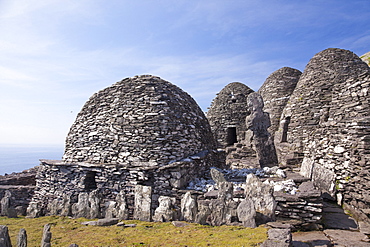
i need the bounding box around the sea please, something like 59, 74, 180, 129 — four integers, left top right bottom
0, 144, 64, 175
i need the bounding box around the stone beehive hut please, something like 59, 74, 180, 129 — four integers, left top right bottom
258, 67, 301, 136
274, 48, 370, 219
27, 75, 220, 219
207, 82, 254, 148
275, 48, 370, 166
63, 75, 216, 166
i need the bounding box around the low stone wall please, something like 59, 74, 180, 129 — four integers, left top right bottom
0, 186, 35, 216
27, 150, 220, 218
275, 187, 322, 229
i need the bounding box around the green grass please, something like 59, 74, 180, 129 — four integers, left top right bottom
0, 216, 267, 246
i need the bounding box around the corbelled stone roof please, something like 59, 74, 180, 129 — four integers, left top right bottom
207, 82, 254, 148
258, 67, 302, 135
275, 48, 370, 163
62, 75, 216, 166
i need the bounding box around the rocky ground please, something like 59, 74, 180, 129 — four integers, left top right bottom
1, 167, 370, 246
291, 201, 370, 246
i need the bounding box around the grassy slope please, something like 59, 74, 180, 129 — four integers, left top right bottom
0, 216, 267, 246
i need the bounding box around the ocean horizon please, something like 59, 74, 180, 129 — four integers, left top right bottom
0, 144, 64, 175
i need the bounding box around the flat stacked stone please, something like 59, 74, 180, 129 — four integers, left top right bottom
274, 48, 370, 222
27, 75, 220, 219
275, 48, 370, 167
258, 67, 301, 136
63, 75, 216, 166
207, 82, 254, 148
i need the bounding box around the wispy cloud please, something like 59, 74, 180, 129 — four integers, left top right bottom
0, 0, 369, 145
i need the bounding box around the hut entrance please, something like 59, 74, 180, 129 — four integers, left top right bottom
226, 127, 237, 146
84, 171, 97, 191
281, 116, 291, 142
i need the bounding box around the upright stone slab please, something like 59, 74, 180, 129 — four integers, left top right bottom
195, 200, 211, 225
237, 198, 256, 228
0, 225, 11, 247
181, 192, 197, 222
208, 198, 228, 226
115, 190, 128, 220
88, 190, 101, 219
245, 174, 276, 225
218, 181, 233, 201
153, 196, 177, 222
134, 185, 152, 221
72, 192, 90, 218
41, 224, 52, 247
210, 168, 226, 186
245, 92, 278, 168
17, 228, 27, 247
1, 190, 17, 218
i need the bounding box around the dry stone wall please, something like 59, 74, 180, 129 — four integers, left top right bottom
301, 72, 370, 217
258, 67, 301, 136
207, 82, 254, 148
28, 152, 216, 218
63, 75, 216, 166
275, 48, 370, 167
272, 48, 370, 222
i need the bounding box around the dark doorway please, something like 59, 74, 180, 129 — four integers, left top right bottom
281, 117, 291, 142
84, 171, 97, 191
226, 127, 237, 146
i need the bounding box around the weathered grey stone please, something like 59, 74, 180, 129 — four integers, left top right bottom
245, 92, 278, 168
217, 181, 233, 201
81, 221, 97, 226
208, 199, 227, 226
261, 228, 292, 247
96, 218, 119, 226
153, 196, 177, 222
245, 174, 276, 224
47, 194, 71, 217
115, 190, 128, 220
26, 201, 41, 218
0, 225, 12, 247
292, 231, 332, 247
133, 185, 152, 221
88, 190, 101, 219
237, 198, 256, 228
72, 190, 100, 219
72, 192, 90, 218
41, 224, 52, 247
225, 200, 239, 225
104, 201, 116, 219
69, 244, 79, 247
122, 224, 137, 228
195, 200, 211, 225
210, 168, 226, 185
172, 221, 189, 227
17, 228, 27, 247
181, 192, 197, 222
1, 190, 17, 218
324, 229, 370, 247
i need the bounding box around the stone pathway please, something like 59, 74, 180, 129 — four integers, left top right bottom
291, 201, 370, 247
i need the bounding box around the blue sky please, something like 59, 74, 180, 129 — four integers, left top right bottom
0, 0, 369, 146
